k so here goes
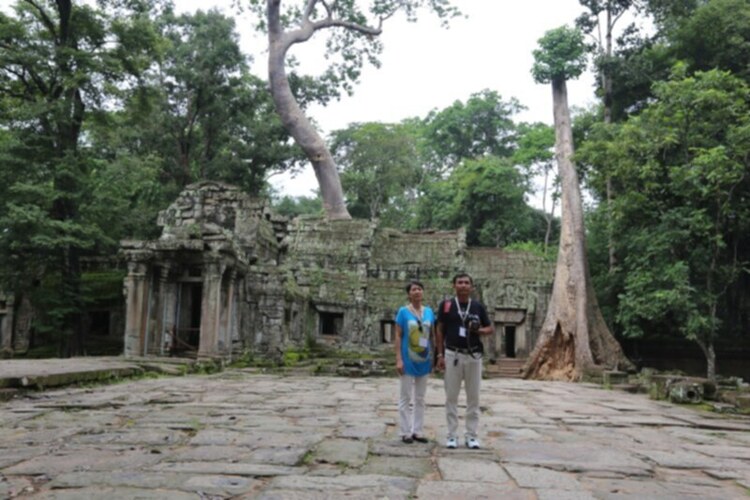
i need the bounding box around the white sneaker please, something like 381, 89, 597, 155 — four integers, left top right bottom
466, 437, 481, 449
445, 437, 458, 449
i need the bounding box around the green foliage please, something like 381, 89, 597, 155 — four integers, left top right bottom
670, 0, 750, 81
0, 0, 185, 354
504, 241, 557, 262
422, 90, 523, 173
531, 25, 588, 84
107, 8, 305, 194
595, 69, 750, 353
416, 156, 546, 247
272, 195, 324, 218
81, 271, 128, 304
332, 121, 422, 226
283, 350, 303, 366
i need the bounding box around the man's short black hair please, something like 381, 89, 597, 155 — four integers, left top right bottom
405, 280, 425, 293
452, 272, 473, 285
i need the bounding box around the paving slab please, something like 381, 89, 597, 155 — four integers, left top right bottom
359, 455, 433, 478
0, 358, 144, 389
416, 479, 533, 499
0, 364, 748, 498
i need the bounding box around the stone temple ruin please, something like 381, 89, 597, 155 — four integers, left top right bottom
120, 181, 554, 362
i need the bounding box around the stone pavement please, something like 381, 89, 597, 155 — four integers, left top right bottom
1, 370, 749, 499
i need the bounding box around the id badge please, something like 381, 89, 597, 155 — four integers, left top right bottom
459, 327, 467, 338
418, 337, 429, 348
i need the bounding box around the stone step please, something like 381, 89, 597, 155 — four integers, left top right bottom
485, 358, 526, 379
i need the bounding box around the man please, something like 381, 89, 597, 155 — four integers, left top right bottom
436, 273, 494, 449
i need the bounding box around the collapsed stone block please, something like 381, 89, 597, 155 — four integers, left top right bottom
668, 380, 703, 404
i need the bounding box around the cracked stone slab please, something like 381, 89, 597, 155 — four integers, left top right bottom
360, 456, 433, 478
189, 428, 323, 448
685, 443, 750, 460
149, 461, 303, 476
338, 423, 386, 439
313, 438, 368, 467
499, 442, 653, 476
369, 440, 435, 458
535, 490, 598, 500
69, 429, 186, 446
243, 447, 309, 466
437, 457, 509, 483
33, 486, 200, 500
636, 449, 749, 470
416, 479, 532, 499
162, 444, 253, 462
49, 470, 259, 496
582, 476, 749, 500
3, 447, 164, 475
504, 465, 584, 490
0, 446, 48, 468
261, 473, 415, 498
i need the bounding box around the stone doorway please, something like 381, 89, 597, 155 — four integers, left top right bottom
174, 282, 202, 355
492, 308, 528, 360
319, 312, 343, 336
504, 325, 517, 358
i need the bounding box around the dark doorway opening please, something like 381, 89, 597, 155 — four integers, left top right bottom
89, 311, 111, 337
505, 326, 516, 358
320, 312, 343, 336
175, 282, 202, 355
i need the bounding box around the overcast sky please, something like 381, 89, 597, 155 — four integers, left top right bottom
176, 0, 606, 198
2, 1, 642, 200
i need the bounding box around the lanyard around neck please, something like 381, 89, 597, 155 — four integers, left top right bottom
454, 297, 471, 322
408, 304, 423, 320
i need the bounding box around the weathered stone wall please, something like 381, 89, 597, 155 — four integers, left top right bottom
281, 218, 375, 347
120, 182, 555, 359
465, 248, 553, 356
365, 228, 465, 343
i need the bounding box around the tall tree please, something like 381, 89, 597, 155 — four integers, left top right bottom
602, 68, 750, 379
524, 26, 633, 381
0, 0, 162, 354
414, 156, 543, 247
421, 89, 523, 175
512, 122, 558, 253
108, 8, 305, 196
245, 0, 460, 219
331, 121, 421, 227
576, 0, 643, 272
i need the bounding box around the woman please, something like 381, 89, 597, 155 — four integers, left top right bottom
394, 279, 435, 444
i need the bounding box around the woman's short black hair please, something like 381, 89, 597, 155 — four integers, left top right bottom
405, 280, 425, 293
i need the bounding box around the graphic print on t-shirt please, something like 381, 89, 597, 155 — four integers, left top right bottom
408, 318, 431, 362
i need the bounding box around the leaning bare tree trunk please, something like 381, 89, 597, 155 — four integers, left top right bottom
267, 0, 350, 219
523, 77, 633, 381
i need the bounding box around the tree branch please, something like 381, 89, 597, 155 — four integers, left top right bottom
310, 17, 382, 36
22, 0, 58, 41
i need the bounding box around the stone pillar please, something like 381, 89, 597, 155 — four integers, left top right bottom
517, 322, 528, 358
160, 272, 178, 356
151, 265, 171, 356
124, 261, 149, 356
199, 259, 224, 358
220, 269, 237, 355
